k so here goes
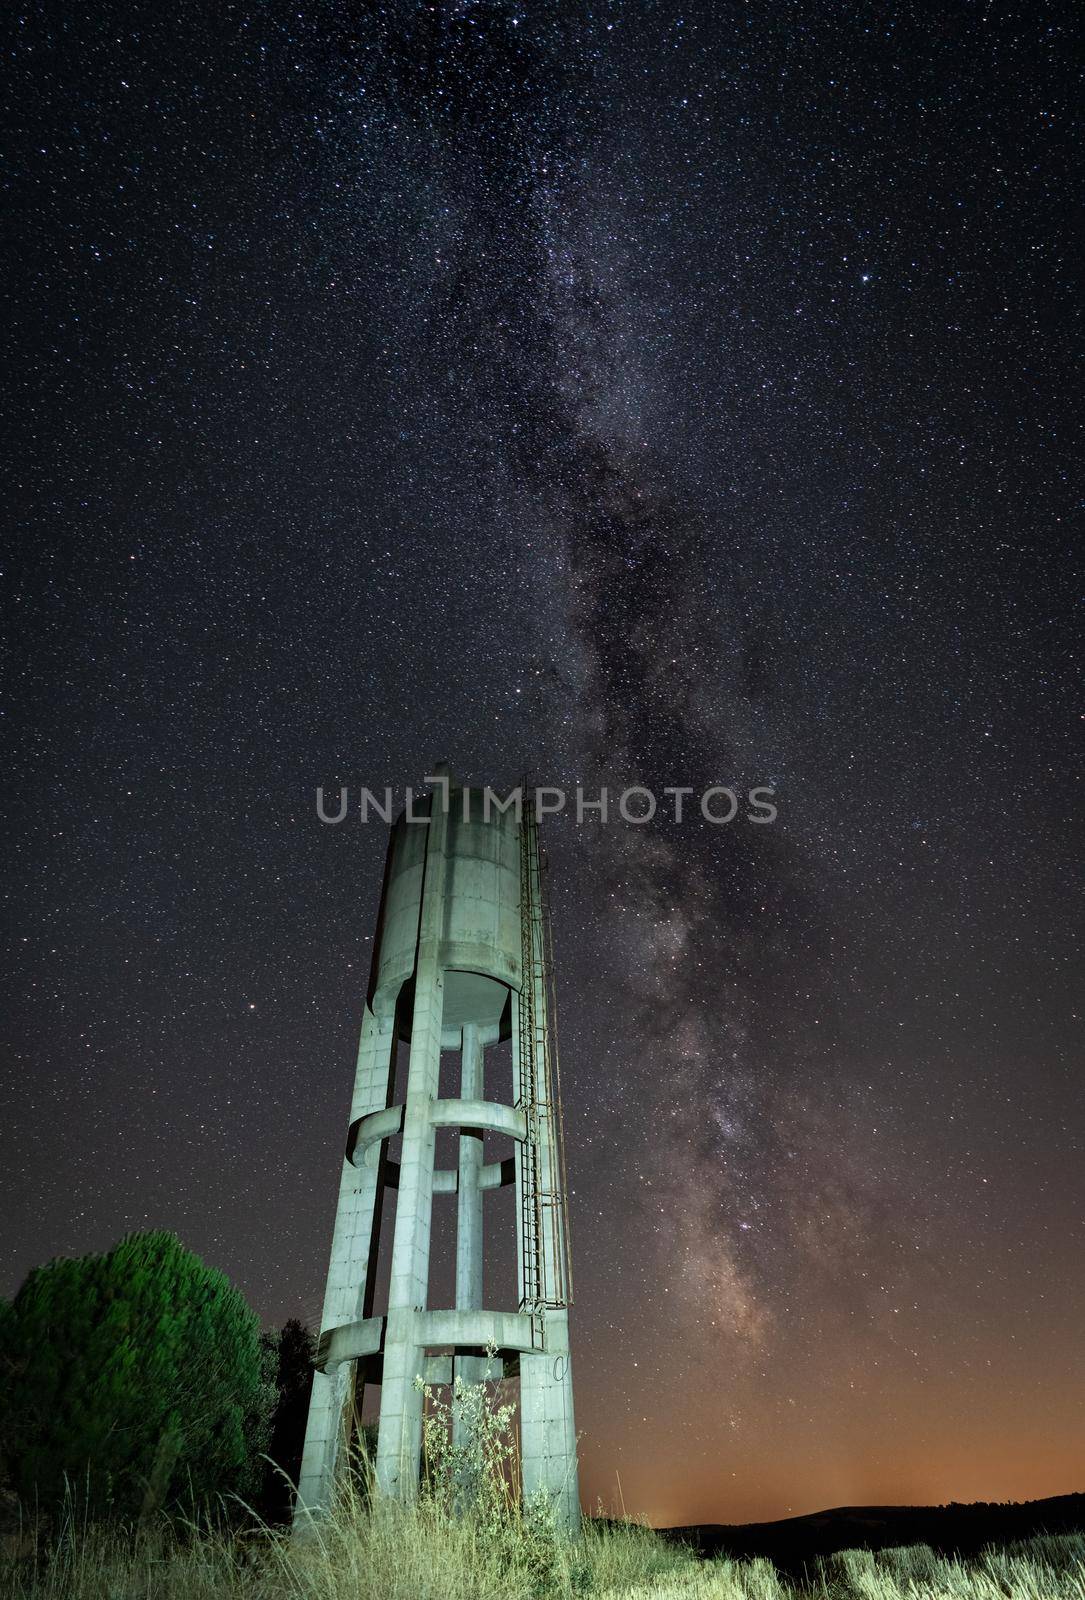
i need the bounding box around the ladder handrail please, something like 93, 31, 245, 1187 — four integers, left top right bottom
517, 792, 573, 1312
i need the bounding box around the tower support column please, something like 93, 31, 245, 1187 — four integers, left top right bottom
455, 1021, 487, 1417
374, 790, 449, 1499
295, 1006, 395, 1517
520, 1330, 578, 1526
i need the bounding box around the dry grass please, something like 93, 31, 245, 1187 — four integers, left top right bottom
0, 1483, 694, 1600
1, 1493, 1083, 1600
812, 1533, 1085, 1598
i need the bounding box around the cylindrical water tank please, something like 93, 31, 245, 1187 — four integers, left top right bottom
368, 783, 522, 1043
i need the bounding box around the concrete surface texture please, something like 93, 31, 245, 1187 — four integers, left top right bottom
295, 769, 579, 1534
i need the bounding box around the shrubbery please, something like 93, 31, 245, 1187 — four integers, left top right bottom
0, 1231, 275, 1519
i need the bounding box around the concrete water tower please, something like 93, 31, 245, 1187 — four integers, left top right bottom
296, 770, 579, 1531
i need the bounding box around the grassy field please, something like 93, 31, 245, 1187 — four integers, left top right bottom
1, 1498, 1083, 1600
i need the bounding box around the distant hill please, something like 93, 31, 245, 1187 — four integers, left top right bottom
666, 1492, 1085, 1573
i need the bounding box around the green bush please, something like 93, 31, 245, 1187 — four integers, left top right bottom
258, 1320, 315, 1524
0, 1231, 275, 1520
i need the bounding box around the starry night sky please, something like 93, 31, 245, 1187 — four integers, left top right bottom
3, 0, 1081, 1526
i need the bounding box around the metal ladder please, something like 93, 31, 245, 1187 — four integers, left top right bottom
517, 798, 573, 1318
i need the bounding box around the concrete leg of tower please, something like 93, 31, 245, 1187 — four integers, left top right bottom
454, 1023, 488, 1460
520, 1317, 579, 1534
294, 1009, 395, 1526
375, 792, 449, 1502
374, 976, 444, 1498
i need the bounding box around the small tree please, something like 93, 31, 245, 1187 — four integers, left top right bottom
413, 1349, 566, 1589
0, 1231, 275, 1519
259, 1318, 315, 1523
0, 1298, 20, 1497
415, 1349, 517, 1531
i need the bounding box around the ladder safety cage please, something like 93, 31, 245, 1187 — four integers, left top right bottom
517, 791, 574, 1315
